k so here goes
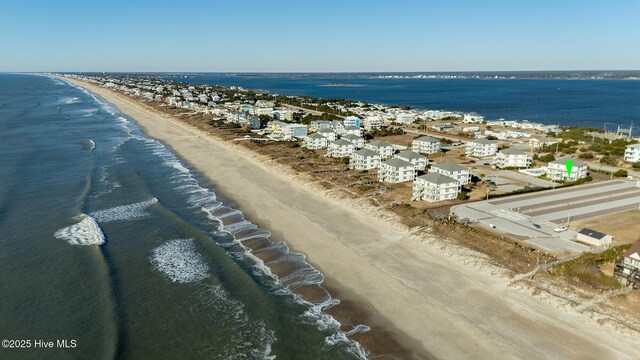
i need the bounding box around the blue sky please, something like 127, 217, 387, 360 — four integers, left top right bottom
1, 0, 638, 72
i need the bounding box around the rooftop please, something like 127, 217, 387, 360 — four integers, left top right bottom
396, 151, 427, 160
417, 172, 459, 185
431, 161, 468, 172
381, 158, 414, 168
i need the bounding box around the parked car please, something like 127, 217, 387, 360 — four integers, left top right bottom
468, 160, 476, 163
489, 224, 496, 228
483, 163, 491, 166
553, 226, 568, 233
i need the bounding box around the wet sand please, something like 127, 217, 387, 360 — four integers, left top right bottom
63, 77, 640, 359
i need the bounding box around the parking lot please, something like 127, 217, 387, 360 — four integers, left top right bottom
451, 180, 640, 253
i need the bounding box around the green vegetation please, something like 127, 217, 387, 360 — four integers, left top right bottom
600, 156, 618, 166
614, 169, 628, 177
537, 153, 555, 163
368, 127, 405, 138
550, 244, 631, 290
578, 152, 594, 159
634, 162, 640, 169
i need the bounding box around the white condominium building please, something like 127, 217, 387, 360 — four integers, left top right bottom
494, 148, 532, 168
546, 158, 588, 181
411, 135, 441, 154
304, 133, 329, 149
412, 173, 461, 202
365, 140, 395, 159
625, 144, 640, 162
466, 138, 498, 158
349, 149, 381, 170
429, 161, 471, 185
327, 139, 356, 158
378, 158, 417, 183
394, 151, 428, 171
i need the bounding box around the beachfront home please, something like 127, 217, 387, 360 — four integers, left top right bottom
364, 116, 383, 130
395, 151, 428, 171
342, 126, 363, 137
614, 241, 640, 288
349, 149, 381, 170
576, 228, 612, 247
463, 113, 485, 124
411, 136, 441, 154
546, 158, 588, 182
625, 144, 640, 162
466, 139, 498, 158
378, 158, 417, 183
494, 148, 532, 169
343, 116, 361, 128
365, 140, 395, 159
304, 133, 329, 149
282, 124, 307, 139
318, 128, 338, 141
310, 120, 333, 132
341, 134, 365, 149
327, 139, 356, 158
412, 173, 461, 202
429, 161, 471, 185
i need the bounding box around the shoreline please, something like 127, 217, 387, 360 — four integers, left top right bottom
61, 76, 640, 359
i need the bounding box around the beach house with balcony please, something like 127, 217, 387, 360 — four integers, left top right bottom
429, 161, 471, 185
365, 140, 395, 159
494, 148, 532, 169
466, 138, 498, 158
411, 136, 441, 154
395, 113, 415, 124
327, 139, 356, 158
625, 144, 640, 162
343, 116, 361, 128
546, 158, 588, 181
412, 173, 461, 202
614, 241, 640, 288
378, 158, 417, 183
349, 149, 381, 170
364, 116, 383, 130
395, 151, 428, 171
341, 134, 365, 149
342, 126, 363, 137
318, 128, 338, 141
304, 133, 329, 149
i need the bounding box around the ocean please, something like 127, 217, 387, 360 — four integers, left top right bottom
0, 73, 366, 359
166, 73, 640, 135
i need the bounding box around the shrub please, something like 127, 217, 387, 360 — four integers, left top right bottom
578, 152, 594, 159
538, 154, 555, 163
633, 162, 640, 169
613, 169, 628, 177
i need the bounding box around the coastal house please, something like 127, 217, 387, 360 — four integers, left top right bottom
331, 120, 345, 134
364, 116, 383, 130
378, 158, 417, 183
412, 173, 461, 202
466, 138, 498, 158
494, 148, 532, 169
463, 113, 485, 124
343, 116, 361, 128
304, 133, 329, 149
576, 228, 612, 247
546, 158, 588, 182
310, 120, 333, 132
395, 113, 415, 124
625, 144, 640, 162
349, 149, 381, 170
327, 139, 356, 158
411, 136, 441, 154
614, 241, 640, 288
529, 137, 557, 149
318, 128, 338, 141
429, 161, 471, 185
365, 140, 395, 159
341, 134, 365, 149
342, 126, 363, 137
395, 151, 428, 171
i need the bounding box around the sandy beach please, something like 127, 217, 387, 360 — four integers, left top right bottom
63, 77, 640, 359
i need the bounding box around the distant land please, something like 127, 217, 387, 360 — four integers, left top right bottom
148, 71, 640, 80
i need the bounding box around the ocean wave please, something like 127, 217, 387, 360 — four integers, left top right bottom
150, 239, 209, 283
197, 284, 276, 360
54, 214, 105, 246
138, 122, 366, 357
90, 198, 158, 223
63, 96, 81, 104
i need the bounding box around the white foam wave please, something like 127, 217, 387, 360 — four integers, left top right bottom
54, 214, 105, 246
150, 239, 209, 283
63, 96, 81, 104
90, 198, 158, 223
